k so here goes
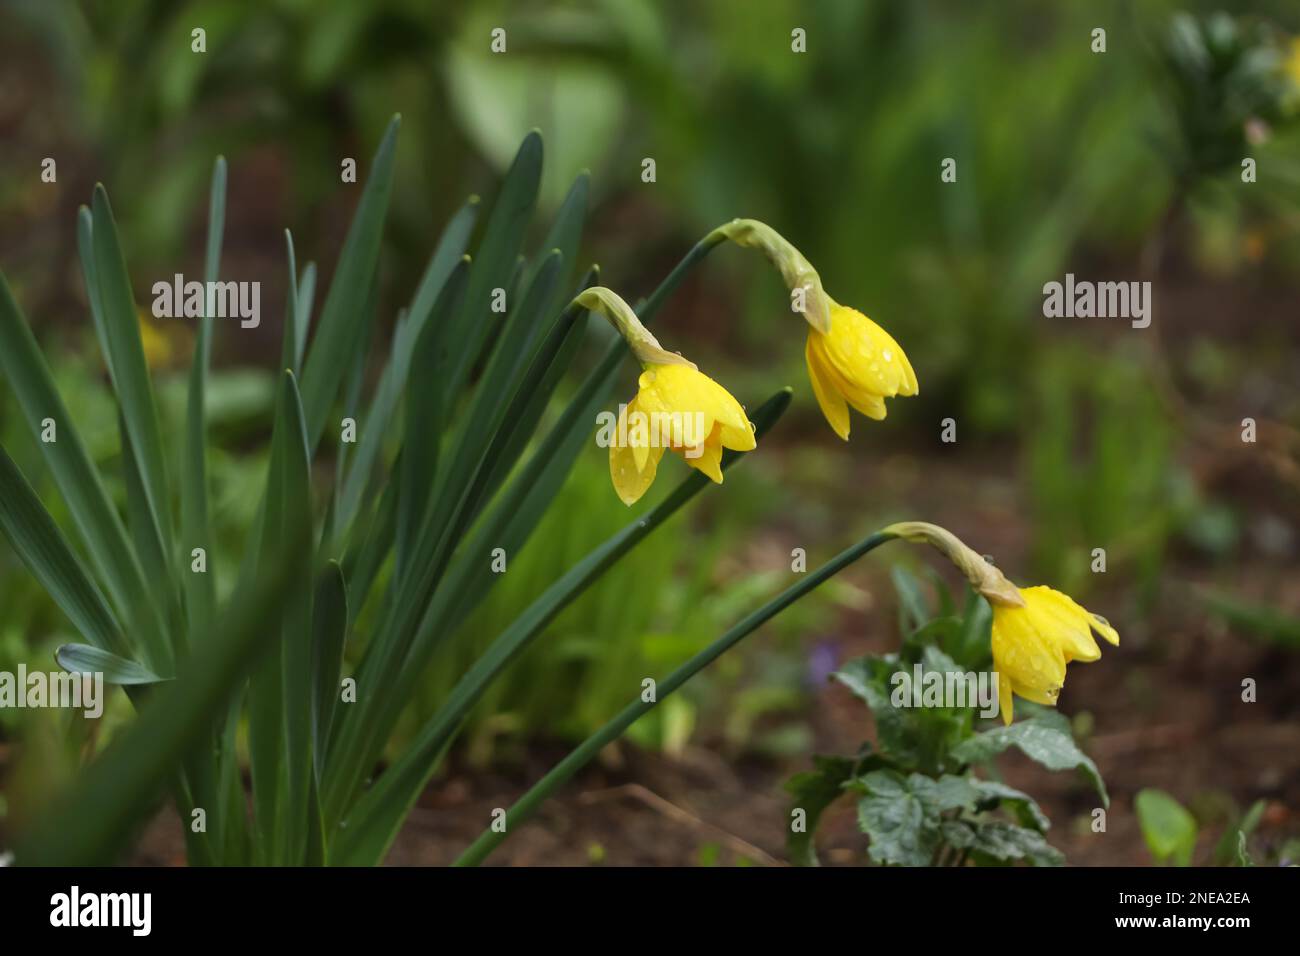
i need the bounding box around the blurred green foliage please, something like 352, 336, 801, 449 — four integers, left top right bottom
3, 0, 1299, 768
395, 420, 852, 763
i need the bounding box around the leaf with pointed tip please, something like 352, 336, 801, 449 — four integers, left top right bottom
55, 644, 165, 685
0, 445, 123, 655
299, 116, 399, 451
181, 156, 226, 640
280, 230, 302, 374
443, 131, 542, 401
336, 197, 479, 537
524, 171, 588, 298
0, 274, 162, 661
14, 520, 310, 866
90, 185, 175, 594
247, 370, 314, 865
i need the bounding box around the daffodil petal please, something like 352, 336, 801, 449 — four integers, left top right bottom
615, 396, 650, 473
997, 669, 1013, 725
637, 363, 754, 452
991, 608, 1066, 701
821, 306, 905, 398
1090, 613, 1120, 647
609, 436, 662, 506
1023, 586, 1101, 663
806, 333, 850, 440
1010, 679, 1062, 707
679, 432, 724, 483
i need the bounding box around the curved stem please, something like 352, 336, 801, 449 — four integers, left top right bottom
637, 232, 727, 320
453, 529, 898, 867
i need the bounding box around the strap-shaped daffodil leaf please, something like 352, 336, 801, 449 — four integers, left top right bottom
55, 643, 167, 686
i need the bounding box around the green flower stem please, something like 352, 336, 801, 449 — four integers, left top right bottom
703, 219, 831, 333
637, 232, 727, 319
453, 529, 899, 867
572, 286, 694, 368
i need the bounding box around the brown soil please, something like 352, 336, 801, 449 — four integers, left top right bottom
127, 503, 1300, 867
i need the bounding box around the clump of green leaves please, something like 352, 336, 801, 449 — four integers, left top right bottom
785, 568, 1108, 867
0, 118, 890, 867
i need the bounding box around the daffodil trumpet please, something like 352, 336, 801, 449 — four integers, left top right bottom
706, 218, 918, 439
885, 521, 1119, 725
575, 287, 757, 505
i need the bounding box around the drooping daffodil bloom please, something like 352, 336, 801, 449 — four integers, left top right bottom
610, 364, 756, 504
707, 219, 918, 438
577, 287, 756, 506
884, 522, 1118, 724
988, 585, 1119, 724
805, 303, 919, 439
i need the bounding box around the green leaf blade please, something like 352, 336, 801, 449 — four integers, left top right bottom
90, 185, 175, 583
299, 115, 400, 451
55, 644, 165, 685
0, 445, 123, 654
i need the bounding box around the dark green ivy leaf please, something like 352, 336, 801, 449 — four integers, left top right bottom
941, 820, 1064, 866
951, 710, 1108, 807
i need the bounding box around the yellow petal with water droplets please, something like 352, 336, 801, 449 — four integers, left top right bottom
991, 605, 1066, 702
821, 305, 914, 399
638, 364, 754, 451
1022, 586, 1101, 663
806, 333, 850, 439
609, 436, 662, 506
1090, 612, 1120, 647
621, 396, 655, 473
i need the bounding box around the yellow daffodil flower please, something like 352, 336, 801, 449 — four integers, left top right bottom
610, 363, 756, 505
707, 219, 918, 439
806, 303, 918, 439
884, 521, 1118, 724
576, 287, 756, 505
990, 585, 1119, 725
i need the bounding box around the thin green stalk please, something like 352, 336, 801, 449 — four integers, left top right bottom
453, 529, 898, 867
636, 233, 726, 317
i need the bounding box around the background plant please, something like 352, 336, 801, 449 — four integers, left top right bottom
785, 569, 1108, 867
1134, 787, 1295, 866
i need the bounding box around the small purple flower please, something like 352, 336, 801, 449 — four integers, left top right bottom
806, 640, 839, 688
